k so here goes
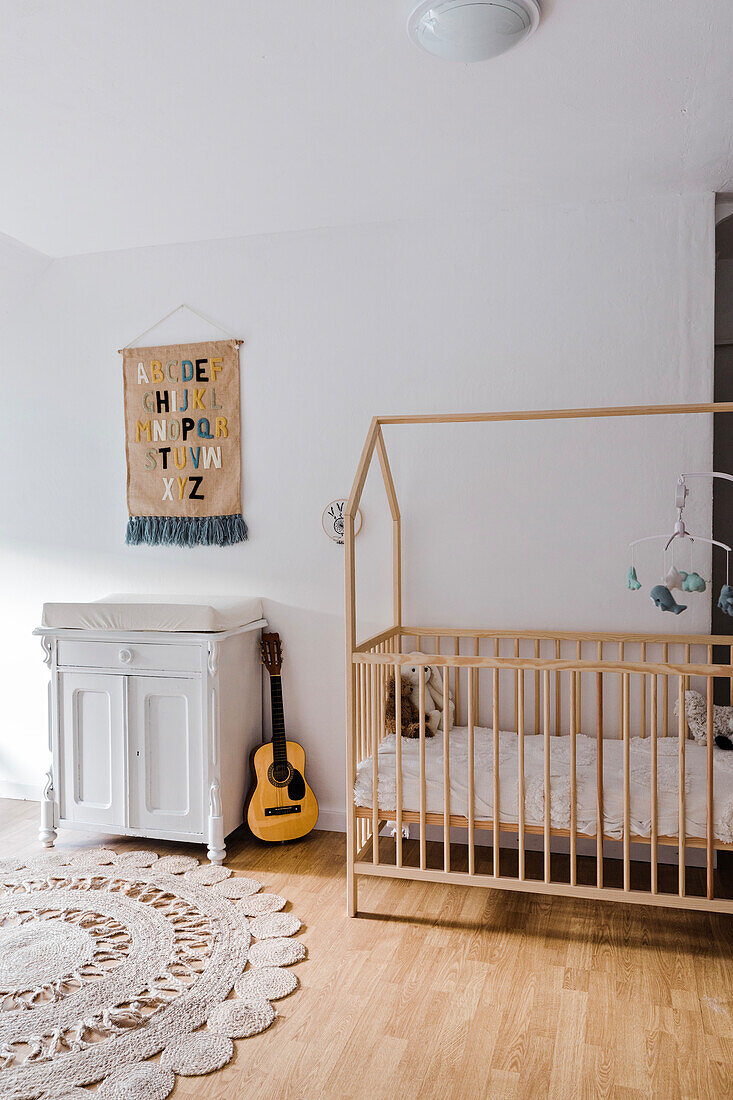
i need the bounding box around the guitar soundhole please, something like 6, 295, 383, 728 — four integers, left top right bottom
268, 761, 293, 788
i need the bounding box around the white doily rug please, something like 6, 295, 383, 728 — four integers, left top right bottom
0, 849, 304, 1099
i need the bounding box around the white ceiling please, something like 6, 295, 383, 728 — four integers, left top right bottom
2, 0, 732, 257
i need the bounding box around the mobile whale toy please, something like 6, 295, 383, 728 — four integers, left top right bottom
627, 471, 733, 616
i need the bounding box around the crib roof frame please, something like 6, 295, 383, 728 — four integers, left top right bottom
344, 402, 733, 653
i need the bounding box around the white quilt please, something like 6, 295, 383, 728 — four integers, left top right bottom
354, 727, 733, 843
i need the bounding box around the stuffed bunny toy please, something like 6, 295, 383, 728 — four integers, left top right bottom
384, 656, 456, 739
402, 655, 455, 733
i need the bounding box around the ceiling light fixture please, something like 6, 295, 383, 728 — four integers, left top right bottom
408, 0, 540, 63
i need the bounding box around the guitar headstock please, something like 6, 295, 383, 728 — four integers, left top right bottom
260, 632, 283, 676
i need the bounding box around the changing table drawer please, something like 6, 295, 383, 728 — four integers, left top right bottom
57, 639, 201, 674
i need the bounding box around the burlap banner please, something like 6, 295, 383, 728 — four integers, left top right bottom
122, 339, 246, 546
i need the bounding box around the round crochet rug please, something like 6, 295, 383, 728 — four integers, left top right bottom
0, 849, 304, 1099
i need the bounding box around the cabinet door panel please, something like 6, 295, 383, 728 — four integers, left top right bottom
128, 677, 203, 835
60, 674, 125, 826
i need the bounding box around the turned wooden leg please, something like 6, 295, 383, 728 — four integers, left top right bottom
207, 840, 226, 865
39, 769, 57, 848
207, 778, 226, 864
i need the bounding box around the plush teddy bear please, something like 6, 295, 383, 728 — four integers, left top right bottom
384, 656, 456, 738
675, 688, 733, 748
384, 673, 425, 739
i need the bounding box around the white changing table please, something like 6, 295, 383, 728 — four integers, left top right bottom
34, 595, 267, 864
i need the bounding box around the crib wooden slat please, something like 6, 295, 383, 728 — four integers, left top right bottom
730, 644, 733, 707
543, 669, 551, 884
640, 643, 646, 738
518, 669, 525, 881
493, 667, 500, 877
357, 663, 363, 853
371, 662, 379, 865
514, 639, 520, 732
651, 674, 658, 894
443, 663, 451, 873
379, 644, 386, 750
684, 644, 691, 693
707, 676, 714, 900
555, 639, 561, 735
468, 668, 476, 875
618, 642, 624, 739
663, 645, 669, 736
360, 660, 367, 767
678, 675, 686, 897
395, 663, 403, 869
596, 643, 604, 888
534, 640, 540, 736
576, 641, 582, 740
623, 672, 630, 892
570, 671, 577, 886
454, 637, 461, 726
419, 666, 427, 871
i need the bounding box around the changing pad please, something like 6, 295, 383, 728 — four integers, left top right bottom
41, 593, 263, 633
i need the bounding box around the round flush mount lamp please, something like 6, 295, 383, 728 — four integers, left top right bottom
408, 0, 540, 62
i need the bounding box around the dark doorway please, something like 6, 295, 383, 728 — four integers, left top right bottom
712, 211, 733, 693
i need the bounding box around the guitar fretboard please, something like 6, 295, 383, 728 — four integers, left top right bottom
269, 675, 288, 766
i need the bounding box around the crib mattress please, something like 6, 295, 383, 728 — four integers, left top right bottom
354, 728, 733, 844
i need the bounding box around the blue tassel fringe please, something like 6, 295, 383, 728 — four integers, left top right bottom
126, 514, 248, 547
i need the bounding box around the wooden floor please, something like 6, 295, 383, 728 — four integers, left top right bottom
3, 800, 733, 1099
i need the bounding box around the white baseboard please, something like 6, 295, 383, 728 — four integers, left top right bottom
0, 796, 346, 835
0, 780, 40, 802
0, 795, 350, 834
314, 808, 346, 833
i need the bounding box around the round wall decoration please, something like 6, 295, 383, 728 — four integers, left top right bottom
322, 500, 362, 544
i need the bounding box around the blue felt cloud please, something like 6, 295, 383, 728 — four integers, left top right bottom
680, 571, 706, 593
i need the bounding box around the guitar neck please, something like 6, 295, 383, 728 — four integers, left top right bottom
269, 675, 288, 764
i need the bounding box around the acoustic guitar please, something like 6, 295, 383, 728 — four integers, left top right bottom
246, 633, 319, 842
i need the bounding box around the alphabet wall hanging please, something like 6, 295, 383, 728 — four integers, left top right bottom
120, 307, 246, 546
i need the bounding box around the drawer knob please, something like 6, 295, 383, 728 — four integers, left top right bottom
118, 648, 133, 665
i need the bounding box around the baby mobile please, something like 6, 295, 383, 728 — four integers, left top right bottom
627, 471, 733, 616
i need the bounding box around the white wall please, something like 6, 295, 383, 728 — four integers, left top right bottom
0, 193, 715, 827
0, 231, 50, 320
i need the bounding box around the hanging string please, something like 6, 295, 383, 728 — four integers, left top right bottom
119, 304, 242, 351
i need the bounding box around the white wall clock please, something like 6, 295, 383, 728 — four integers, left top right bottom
322, 499, 362, 544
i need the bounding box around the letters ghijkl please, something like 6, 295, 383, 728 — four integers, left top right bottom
122, 340, 246, 546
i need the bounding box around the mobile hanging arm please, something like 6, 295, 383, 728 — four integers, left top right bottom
629, 472, 733, 556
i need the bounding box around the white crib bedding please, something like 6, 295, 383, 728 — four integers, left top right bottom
354, 728, 733, 844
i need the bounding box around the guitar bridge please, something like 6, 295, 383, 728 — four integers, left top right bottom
264, 805, 301, 816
